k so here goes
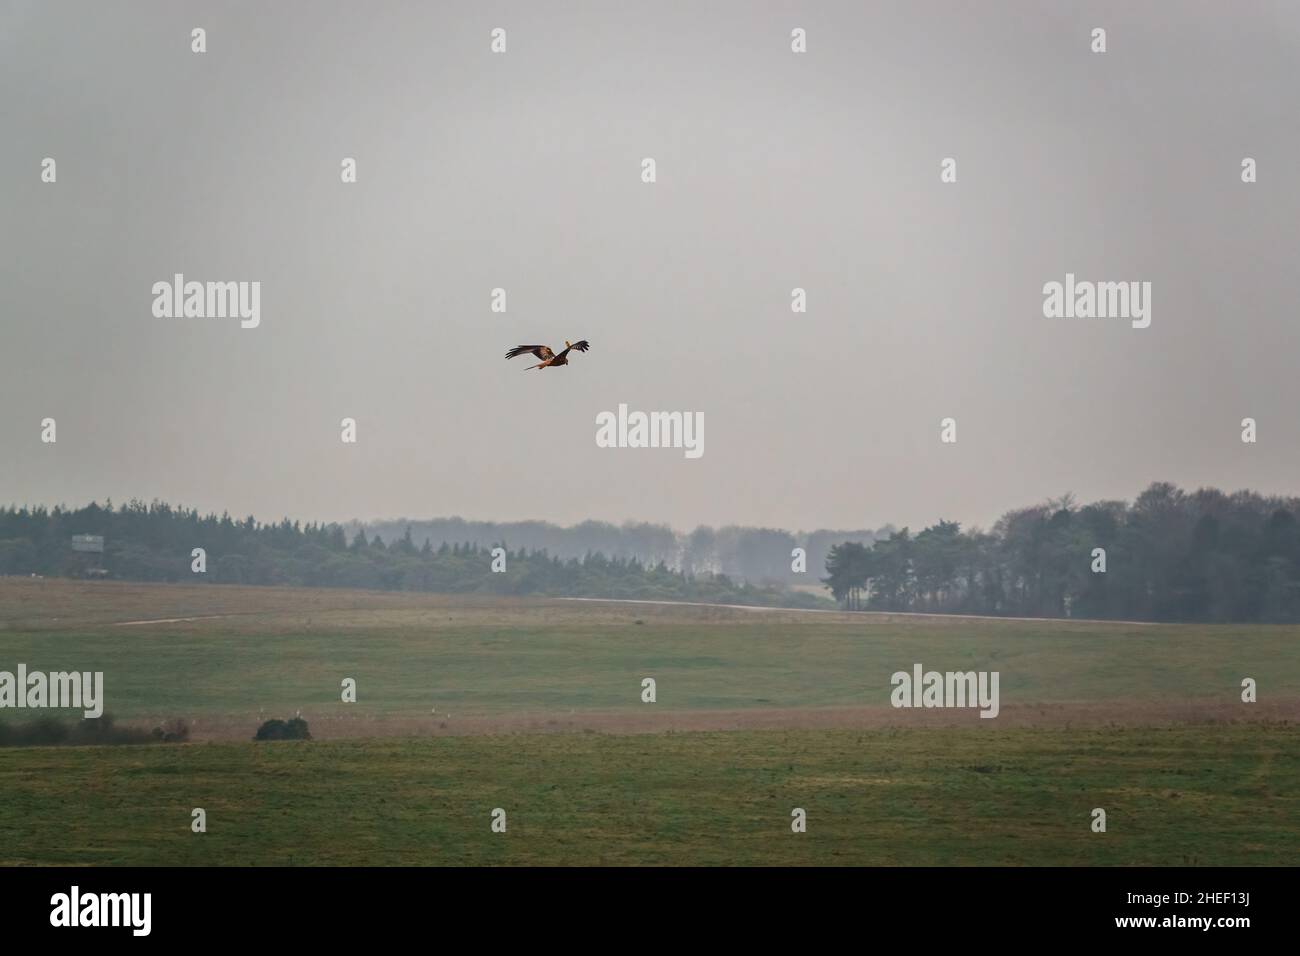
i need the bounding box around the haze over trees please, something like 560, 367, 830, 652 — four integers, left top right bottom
0, 500, 827, 609
823, 483, 1300, 623
4, 481, 1300, 621
356, 517, 886, 586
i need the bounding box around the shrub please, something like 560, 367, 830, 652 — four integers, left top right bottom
254, 717, 312, 741
0, 713, 159, 747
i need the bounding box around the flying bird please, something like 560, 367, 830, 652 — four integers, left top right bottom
505, 340, 590, 370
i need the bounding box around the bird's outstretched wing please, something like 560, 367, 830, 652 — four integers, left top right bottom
554, 339, 591, 360
505, 345, 553, 360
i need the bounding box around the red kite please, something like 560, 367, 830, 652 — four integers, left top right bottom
505, 340, 591, 370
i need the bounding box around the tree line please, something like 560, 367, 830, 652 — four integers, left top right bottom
823, 483, 1300, 622
7, 481, 1299, 622
360, 517, 887, 585
0, 499, 826, 608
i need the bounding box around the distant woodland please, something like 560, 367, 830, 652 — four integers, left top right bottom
4, 481, 1300, 621
0, 500, 832, 609
823, 483, 1300, 622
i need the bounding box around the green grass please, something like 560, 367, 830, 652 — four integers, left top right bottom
2, 582, 1296, 866
1, 587, 1297, 720
0, 725, 1295, 866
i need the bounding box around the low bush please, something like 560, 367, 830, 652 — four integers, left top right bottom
253, 717, 312, 741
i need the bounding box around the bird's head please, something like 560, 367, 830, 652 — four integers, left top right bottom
565, 340, 571, 348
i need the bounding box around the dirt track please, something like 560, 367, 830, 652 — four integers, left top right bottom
158, 697, 1299, 742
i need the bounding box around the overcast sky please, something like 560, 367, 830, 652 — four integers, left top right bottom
2, 1, 1298, 533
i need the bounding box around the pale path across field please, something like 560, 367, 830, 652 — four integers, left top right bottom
112, 615, 230, 626
559, 596, 1161, 627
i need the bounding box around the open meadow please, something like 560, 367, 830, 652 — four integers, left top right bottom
0, 578, 1296, 864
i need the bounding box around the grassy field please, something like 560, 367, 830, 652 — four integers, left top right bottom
0, 579, 1296, 865
0, 726, 1295, 866
1, 579, 1296, 727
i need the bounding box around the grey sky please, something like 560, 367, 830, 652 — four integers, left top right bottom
2, 1, 1298, 533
